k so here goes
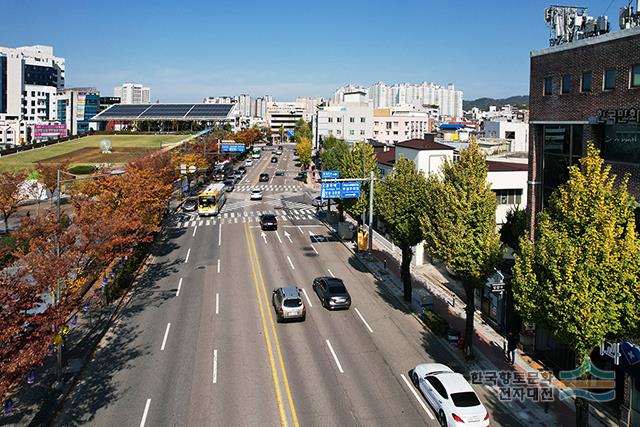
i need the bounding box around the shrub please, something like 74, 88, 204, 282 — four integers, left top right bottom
68, 165, 96, 175
422, 309, 449, 337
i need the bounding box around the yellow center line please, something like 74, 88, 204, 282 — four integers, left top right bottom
243, 224, 288, 427
247, 226, 300, 427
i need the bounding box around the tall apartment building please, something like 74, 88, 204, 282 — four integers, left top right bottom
55, 87, 100, 135
237, 94, 251, 117
0, 45, 65, 144
296, 96, 325, 121
334, 82, 463, 119
114, 83, 150, 104
315, 91, 373, 146
266, 102, 304, 139
203, 95, 237, 104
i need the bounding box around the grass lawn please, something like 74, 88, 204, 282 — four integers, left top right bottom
0, 134, 188, 172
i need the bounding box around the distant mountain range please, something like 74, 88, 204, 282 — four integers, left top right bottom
463, 95, 529, 111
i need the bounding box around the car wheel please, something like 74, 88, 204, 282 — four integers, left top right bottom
438, 410, 447, 427
411, 371, 419, 387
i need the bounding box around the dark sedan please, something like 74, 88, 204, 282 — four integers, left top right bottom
259, 173, 270, 182
260, 214, 278, 230
312, 277, 351, 310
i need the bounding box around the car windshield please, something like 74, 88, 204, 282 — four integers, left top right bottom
252, 189, 261, 193
329, 285, 347, 294
224, 180, 233, 186
451, 391, 481, 407
198, 196, 216, 208
283, 298, 302, 307
262, 215, 276, 221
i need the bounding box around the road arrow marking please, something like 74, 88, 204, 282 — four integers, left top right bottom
275, 232, 282, 243
261, 231, 267, 244
284, 230, 292, 243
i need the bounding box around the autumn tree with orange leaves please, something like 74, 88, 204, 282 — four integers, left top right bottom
0, 170, 27, 233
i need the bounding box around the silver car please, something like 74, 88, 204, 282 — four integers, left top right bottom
272, 287, 306, 322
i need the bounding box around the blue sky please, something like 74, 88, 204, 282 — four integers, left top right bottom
1, 0, 623, 102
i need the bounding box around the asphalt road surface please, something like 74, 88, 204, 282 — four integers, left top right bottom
52, 145, 523, 427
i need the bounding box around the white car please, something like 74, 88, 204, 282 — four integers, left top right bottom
250, 188, 263, 200
245, 159, 253, 167
411, 363, 489, 427
275, 149, 283, 155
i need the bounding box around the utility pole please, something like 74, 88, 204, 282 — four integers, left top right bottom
368, 170, 374, 255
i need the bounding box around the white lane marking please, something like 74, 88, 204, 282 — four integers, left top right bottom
213, 349, 218, 384
216, 293, 219, 314
400, 374, 435, 420
328, 268, 335, 277
199, 220, 203, 226
275, 232, 282, 243
311, 245, 319, 255
206, 220, 211, 226
217, 258, 221, 273
160, 323, 171, 351
261, 231, 267, 244
287, 256, 295, 270
354, 307, 374, 333
218, 224, 222, 246
139, 398, 151, 427
184, 248, 191, 264
177, 221, 182, 228
326, 340, 344, 373
176, 278, 183, 296
192, 225, 197, 237
297, 225, 303, 234
284, 230, 292, 243
301, 288, 313, 308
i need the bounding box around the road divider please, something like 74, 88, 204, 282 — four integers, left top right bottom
400, 374, 435, 420
354, 308, 374, 333
326, 339, 344, 374
160, 323, 171, 351
139, 398, 151, 427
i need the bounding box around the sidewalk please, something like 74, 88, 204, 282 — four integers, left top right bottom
319, 214, 614, 427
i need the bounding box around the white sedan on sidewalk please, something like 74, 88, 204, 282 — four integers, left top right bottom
411, 363, 489, 427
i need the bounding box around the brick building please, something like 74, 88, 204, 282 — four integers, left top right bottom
527, 25, 640, 427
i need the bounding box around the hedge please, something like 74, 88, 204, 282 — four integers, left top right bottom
422, 309, 449, 337
68, 165, 97, 175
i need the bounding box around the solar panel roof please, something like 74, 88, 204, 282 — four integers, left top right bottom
92, 103, 234, 120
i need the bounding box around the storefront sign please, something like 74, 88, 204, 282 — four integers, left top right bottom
597, 108, 640, 124
34, 124, 67, 138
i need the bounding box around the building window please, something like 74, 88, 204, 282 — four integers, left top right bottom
631, 64, 640, 88
544, 77, 553, 96
360, 117, 365, 123
604, 68, 617, 90
349, 130, 354, 136
349, 117, 355, 123
336, 130, 341, 135
328, 117, 333, 123
581, 71, 592, 92
336, 117, 342, 123
494, 189, 523, 205
505, 131, 516, 139
561, 74, 571, 94
386, 122, 392, 130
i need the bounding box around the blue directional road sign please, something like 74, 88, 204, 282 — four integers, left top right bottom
341, 181, 361, 199
321, 182, 342, 199
321, 170, 340, 179
221, 144, 246, 153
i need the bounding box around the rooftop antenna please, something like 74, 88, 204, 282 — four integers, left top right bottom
544, 5, 610, 46
619, 0, 640, 29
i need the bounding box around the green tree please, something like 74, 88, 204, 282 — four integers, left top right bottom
278, 125, 286, 143
321, 135, 348, 171
375, 157, 429, 301
499, 207, 527, 253
422, 142, 502, 354
512, 145, 640, 427
293, 119, 312, 144
339, 142, 378, 221
296, 137, 312, 169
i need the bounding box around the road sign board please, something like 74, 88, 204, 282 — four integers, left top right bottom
321, 182, 341, 199
188, 165, 197, 173
340, 181, 361, 199
221, 144, 246, 153
321, 170, 339, 179
490, 283, 505, 293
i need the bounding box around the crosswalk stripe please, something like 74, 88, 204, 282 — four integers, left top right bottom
177, 222, 181, 228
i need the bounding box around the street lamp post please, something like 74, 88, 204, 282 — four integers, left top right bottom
53, 168, 125, 383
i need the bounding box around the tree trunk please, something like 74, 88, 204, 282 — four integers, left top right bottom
463, 279, 476, 355
575, 354, 590, 427
401, 245, 413, 302
3, 215, 8, 234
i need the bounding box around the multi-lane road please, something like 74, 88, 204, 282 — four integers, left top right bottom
53, 145, 523, 426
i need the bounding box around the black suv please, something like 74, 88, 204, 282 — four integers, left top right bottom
271, 157, 278, 163
259, 173, 269, 182
260, 214, 278, 230
312, 277, 351, 310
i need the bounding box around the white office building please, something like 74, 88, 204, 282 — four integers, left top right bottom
315, 91, 373, 146
372, 107, 435, 145
334, 82, 463, 119
482, 119, 529, 153
114, 83, 150, 104
238, 94, 251, 118
0, 45, 65, 145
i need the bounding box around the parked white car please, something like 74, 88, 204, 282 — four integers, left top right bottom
250, 188, 263, 200
245, 159, 253, 167
411, 363, 489, 427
